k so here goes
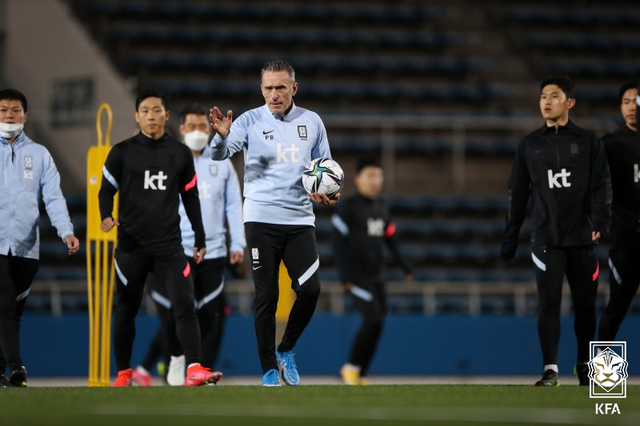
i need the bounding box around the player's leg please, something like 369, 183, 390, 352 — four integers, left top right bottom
0, 254, 38, 387
210, 291, 227, 369
359, 280, 387, 378
193, 257, 225, 369
155, 251, 200, 365
0, 347, 6, 385
148, 273, 183, 385
112, 249, 151, 385
246, 222, 284, 384
341, 281, 383, 384
277, 225, 321, 385
533, 246, 565, 386
132, 324, 162, 386
566, 245, 599, 385
156, 250, 221, 386
598, 249, 640, 341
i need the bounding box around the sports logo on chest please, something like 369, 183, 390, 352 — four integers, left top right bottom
634, 164, 640, 183
144, 170, 168, 190
277, 143, 300, 163
297, 125, 307, 140
367, 218, 385, 237
23, 155, 34, 180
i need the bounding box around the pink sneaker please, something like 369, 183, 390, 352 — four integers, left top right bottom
132, 366, 151, 386
113, 369, 132, 387
184, 364, 223, 386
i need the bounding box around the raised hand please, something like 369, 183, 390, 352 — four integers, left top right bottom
209, 106, 233, 138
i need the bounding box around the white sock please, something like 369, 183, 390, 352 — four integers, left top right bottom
135, 366, 150, 376
544, 364, 558, 373
342, 363, 361, 372
187, 363, 200, 369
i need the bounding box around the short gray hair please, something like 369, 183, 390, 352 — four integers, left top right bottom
261, 60, 295, 83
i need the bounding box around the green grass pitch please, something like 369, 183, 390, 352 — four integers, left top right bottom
1, 385, 639, 425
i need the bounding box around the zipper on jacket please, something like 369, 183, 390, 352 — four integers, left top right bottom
11, 146, 15, 163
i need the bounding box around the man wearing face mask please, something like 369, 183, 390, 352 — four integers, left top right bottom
0, 89, 79, 387
133, 104, 245, 386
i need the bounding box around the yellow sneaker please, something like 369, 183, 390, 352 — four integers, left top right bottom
340, 363, 361, 385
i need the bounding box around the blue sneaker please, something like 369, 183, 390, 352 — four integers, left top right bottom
276, 345, 300, 386
262, 368, 281, 387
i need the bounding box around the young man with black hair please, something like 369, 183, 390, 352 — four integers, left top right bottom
332, 157, 413, 385
133, 104, 245, 386
501, 76, 612, 386
597, 83, 640, 344
99, 89, 222, 387
0, 88, 79, 387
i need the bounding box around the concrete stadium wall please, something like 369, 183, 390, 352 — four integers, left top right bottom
20, 313, 640, 378
4, 0, 136, 191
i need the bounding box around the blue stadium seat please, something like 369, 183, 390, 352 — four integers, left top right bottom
90, 2, 444, 23
504, 8, 640, 25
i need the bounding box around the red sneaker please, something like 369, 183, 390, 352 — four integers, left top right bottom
184, 364, 223, 386
114, 369, 132, 387
132, 366, 151, 386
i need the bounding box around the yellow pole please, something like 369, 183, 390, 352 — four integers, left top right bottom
275, 262, 296, 342
86, 103, 118, 386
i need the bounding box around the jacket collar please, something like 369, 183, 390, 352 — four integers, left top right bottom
0, 131, 27, 147
542, 120, 573, 134
136, 131, 170, 147
263, 102, 297, 122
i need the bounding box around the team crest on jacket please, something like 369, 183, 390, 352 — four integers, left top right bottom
297, 125, 307, 140
24, 156, 33, 170
209, 164, 218, 176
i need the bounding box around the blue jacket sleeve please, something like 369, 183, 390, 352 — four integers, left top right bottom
40, 148, 74, 241
311, 114, 331, 160
224, 160, 246, 252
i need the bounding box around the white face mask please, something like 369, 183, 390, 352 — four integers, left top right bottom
184, 130, 209, 152
0, 122, 24, 139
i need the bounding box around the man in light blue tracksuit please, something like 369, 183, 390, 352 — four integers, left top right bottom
0, 89, 79, 387
209, 60, 338, 386
136, 104, 246, 386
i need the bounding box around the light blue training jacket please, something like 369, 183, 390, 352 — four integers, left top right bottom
179, 145, 246, 260
0, 132, 74, 259
211, 103, 332, 226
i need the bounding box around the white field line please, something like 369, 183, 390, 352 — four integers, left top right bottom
92, 403, 640, 425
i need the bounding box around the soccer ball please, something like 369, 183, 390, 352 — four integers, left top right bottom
302, 158, 344, 197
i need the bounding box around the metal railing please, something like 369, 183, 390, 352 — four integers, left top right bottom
30, 279, 612, 318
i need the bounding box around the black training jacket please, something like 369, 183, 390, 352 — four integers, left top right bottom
602, 126, 640, 249
99, 132, 205, 253
501, 121, 612, 260
332, 193, 412, 283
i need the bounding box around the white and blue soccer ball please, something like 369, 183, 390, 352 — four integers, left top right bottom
302, 157, 344, 197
